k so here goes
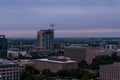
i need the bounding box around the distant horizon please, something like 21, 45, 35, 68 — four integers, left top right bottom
7, 37, 120, 39
1, 28, 120, 38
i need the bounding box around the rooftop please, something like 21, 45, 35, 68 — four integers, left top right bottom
65, 46, 86, 49
0, 35, 5, 38
37, 58, 76, 64
101, 62, 120, 67
0, 61, 19, 68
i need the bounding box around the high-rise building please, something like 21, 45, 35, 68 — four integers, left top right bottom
37, 29, 54, 52
0, 35, 7, 58
100, 63, 120, 80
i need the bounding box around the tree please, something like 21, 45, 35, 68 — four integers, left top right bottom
25, 75, 34, 80
78, 60, 89, 69
21, 66, 40, 80
42, 69, 56, 77
90, 55, 114, 70
57, 69, 72, 78
57, 69, 97, 79
34, 74, 43, 80
111, 53, 120, 62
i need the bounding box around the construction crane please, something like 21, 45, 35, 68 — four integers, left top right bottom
50, 23, 57, 29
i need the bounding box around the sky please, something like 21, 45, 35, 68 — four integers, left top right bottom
0, 0, 120, 38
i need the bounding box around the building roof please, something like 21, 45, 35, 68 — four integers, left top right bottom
0, 61, 19, 68
0, 35, 5, 38
65, 46, 86, 49
37, 58, 76, 64
101, 62, 120, 67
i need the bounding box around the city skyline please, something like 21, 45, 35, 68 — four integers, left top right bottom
0, 0, 120, 38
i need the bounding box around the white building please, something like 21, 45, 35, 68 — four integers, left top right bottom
7, 50, 27, 58
105, 44, 117, 50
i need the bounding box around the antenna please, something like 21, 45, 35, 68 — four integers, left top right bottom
50, 23, 56, 29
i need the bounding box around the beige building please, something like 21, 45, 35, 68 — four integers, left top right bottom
100, 63, 120, 80
19, 59, 35, 67
64, 46, 96, 64
64, 46, 114, 64
34, 56, 78, 72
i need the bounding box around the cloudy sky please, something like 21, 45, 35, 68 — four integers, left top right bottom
0, 0, 120, 38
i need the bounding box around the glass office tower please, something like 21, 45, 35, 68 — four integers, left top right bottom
0, 35, 7, 58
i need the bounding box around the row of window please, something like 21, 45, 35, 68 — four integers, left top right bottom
0, 68, 19, 72
2, 72, 19, 75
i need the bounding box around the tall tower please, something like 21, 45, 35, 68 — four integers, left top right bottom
37, 29, 54, 52
0, 35, 7, 58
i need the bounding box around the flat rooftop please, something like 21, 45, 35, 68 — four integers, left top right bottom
36, 59, 76, 64
65, 46, 87, 49
0, 61, 19, 68
101, 62, 120, 67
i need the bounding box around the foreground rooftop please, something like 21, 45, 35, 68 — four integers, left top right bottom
37, 58, 76, 64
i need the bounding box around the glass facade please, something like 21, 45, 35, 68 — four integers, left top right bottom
0, 35, 7, 58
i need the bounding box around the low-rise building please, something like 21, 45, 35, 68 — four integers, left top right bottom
7, 50, 19, 58
64, 46, 114, 64
34, 56, 78, 72
64, 46, 96, 64
0, 61, 25, 80
105, 44, 117, 50
100, 63, 120, 80
19, 59, 35, 67
7, 49, 27, 58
